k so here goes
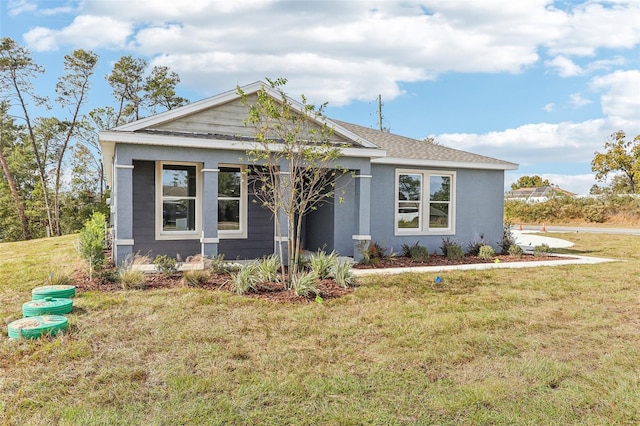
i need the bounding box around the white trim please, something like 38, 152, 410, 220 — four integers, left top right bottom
354, 174, 372, 179
99, 130, 386, 159
201, 168, 219, 173
156, 161, 202, 241
217, 164, 248, 239
115, 239, 134, 246
394, 169, 457, 236
115, 164, 134, 169
200, 237, 220, 244
352, 235, 371, 240
274, 236, 288, 242
373, 157, 518, 171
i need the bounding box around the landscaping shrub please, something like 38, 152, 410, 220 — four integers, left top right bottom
291, 271, 318, 297
478, 244, 495, 260
76, 212, 106, 279
231, 264, 260, 295
499, 222, 517, 254
401, 241, 429, 262
332, 261, 355, 288
440, 238, 464, 260
508, 244, 524, 257
308, 250, 338, 279
533, 243, 552, 257
358, 241, 388, 266
257, 254, 280, 282
154, 255, 177, 277
181, 269, 209, 287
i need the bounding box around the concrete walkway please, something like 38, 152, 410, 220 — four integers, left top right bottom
352, 231, 618, 277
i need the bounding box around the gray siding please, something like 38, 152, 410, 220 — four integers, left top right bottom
369, 164, 505, 255
151, 95, 352, 145
218, 191, 274, 260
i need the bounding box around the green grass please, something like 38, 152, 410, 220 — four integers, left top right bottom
1, 232, 639, 424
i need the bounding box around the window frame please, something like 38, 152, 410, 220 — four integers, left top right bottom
394, 169, 456, 236
156, 161, 202, 240
217, 164, 248, 239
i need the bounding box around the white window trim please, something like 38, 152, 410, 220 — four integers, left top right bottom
156, 161, 202, 241
394, 169, 456, 236
217, 164, 248, 239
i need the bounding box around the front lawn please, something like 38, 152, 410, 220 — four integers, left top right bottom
0, 232, 638, 424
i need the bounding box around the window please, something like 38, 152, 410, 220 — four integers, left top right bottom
218, 165, 247, 238
395, 169, 455, 234
157, 162, 201, 239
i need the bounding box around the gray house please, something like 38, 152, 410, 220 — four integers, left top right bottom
99, 82, 518, 265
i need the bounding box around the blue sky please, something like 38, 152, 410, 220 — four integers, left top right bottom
2, 0, 639, 194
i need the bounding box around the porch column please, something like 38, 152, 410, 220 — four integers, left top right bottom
275, 162, 290, 264
352, 168, 372, 262
113, 163, 134, 265
201, 165, 219, 258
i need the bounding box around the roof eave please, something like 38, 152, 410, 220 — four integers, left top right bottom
99, 130, 386, 159
371, 156, 519, 171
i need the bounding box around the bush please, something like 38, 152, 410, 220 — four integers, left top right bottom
508, 244, 524, 257
533, 243, 552, 256
357, 241, 387, 266
231, 264, 260, 295
118, 254, 147, 290
440, 238, 464, 260
499, 222, 516, 254
154, 255, 177, 277
466, 234, 486, 256
182, 269, 209, 287
291, 271, 318, 297
77, 212, 106, 279
401, 241, 429, 262
308, 250, 338, 279
44, 268, 72, 286
584, 205, 608, 223
332, 260, 355, 288
478, 245, 495, 260
257, 254, 280, 282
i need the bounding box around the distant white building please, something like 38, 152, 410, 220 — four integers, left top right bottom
505, 185, 576, 203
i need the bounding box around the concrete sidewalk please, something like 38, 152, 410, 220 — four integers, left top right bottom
512, 230, 575, 249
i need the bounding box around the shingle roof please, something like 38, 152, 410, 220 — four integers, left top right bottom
333, 120, 518, 170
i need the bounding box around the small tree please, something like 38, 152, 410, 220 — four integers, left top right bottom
77, 211, 106, 280
238, 78, 347, 286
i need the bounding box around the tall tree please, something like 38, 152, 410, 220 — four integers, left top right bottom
0, 37, 56, 235
144, 65, 188, 113
592, 130, 640, 194
239, 78, 346, 286
0, 101, 30, 239
107, 55, 147, 125
51, 49, 98, 235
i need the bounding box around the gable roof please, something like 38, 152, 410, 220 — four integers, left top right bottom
100, 81, 518, 184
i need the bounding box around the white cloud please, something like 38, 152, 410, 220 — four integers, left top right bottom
545, 56, 583, 77
590, 70, 640, 131
569, 93, 592, 108
24, 15, 132, 51
543, 103, 555, 112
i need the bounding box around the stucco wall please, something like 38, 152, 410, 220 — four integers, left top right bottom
369, 164, 505, 255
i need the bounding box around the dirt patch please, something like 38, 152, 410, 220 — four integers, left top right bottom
353, 253, 566, 269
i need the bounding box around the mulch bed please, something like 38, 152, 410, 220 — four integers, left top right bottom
353, 253, 566, 269
73, 253, 567, 303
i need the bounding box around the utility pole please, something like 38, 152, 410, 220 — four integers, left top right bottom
377, 94, 383, 131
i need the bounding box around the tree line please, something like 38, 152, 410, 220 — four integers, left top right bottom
0, 37, 189, 242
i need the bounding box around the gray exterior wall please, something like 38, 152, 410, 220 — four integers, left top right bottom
368, 164, 505, 255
